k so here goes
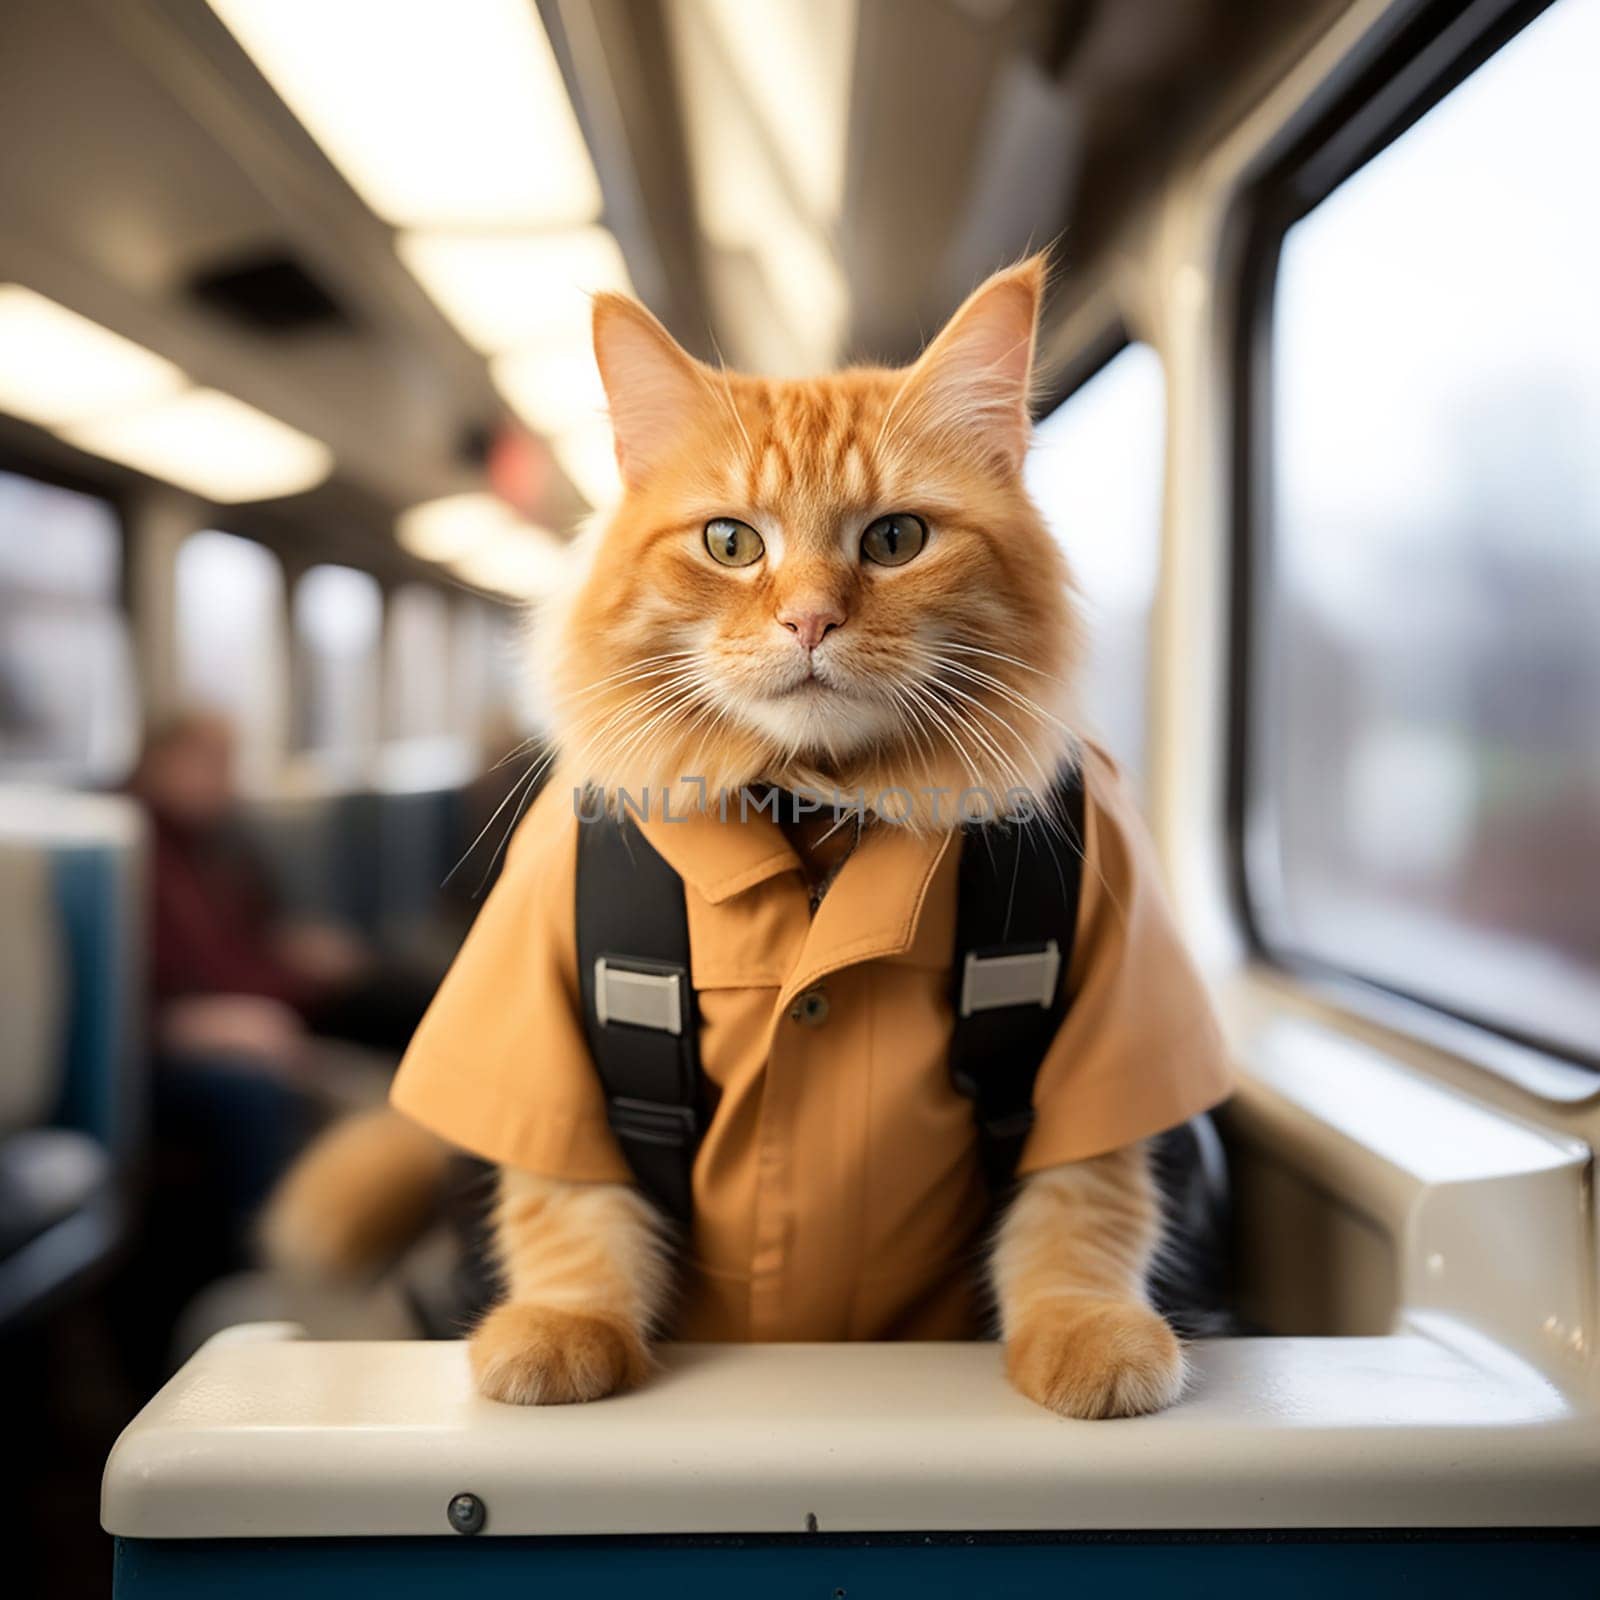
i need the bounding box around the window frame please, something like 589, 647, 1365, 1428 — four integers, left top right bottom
0, 441, 134, 609
1032, 320, 1133, 424
1226, 0, 1598, 1088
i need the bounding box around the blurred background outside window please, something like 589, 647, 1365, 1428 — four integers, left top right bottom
174, 530, 289, 793
0, 467, 138, 782
1257, 0, 1600, 1059
292, 562, 383, 783
384, 583, 453, 746
1027, 343, 1166, 790
379, 581, 489, 790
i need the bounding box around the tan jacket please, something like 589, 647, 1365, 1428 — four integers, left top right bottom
392, 745, 1231, 1342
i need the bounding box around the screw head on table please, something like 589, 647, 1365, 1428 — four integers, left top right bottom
447, 1492, 487, 1535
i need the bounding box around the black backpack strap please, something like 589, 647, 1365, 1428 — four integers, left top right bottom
950, 763, 1236, 1331
1147, 1113, 1235, 1335
949, 762, 1087, 1196
575, 801, 705, 1227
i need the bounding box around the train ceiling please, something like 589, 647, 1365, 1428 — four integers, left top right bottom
0, 0, 1336, 578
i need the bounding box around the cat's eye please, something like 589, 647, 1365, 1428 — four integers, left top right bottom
704, 517, 765, 568
861, 513, 927, 567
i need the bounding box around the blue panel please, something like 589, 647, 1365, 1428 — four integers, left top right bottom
51, 845, 130, 1151
114, 1533, 1600, 1600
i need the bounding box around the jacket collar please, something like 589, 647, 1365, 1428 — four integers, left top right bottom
631, 787, 802, 905
630, 787, 955, 978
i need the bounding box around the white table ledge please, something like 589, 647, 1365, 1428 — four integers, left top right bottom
103, 1325, 1600, 1540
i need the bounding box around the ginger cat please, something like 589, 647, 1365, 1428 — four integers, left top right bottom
464, 257, 1188, 1420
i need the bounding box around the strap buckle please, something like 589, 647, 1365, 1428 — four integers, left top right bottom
607, 1096, 698, 1149
958, 940, 1061, 1018
594, 956, 685, 1035
980, 1107, 1036, 1144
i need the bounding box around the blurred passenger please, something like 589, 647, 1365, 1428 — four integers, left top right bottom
118, 710, 438, 1373
253, 714, 551, 1313
130, 709, 433, 1063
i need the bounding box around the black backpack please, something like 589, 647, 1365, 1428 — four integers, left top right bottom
571, 768, 1233, 1334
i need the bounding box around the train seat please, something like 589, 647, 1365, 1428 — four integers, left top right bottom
0, 789, 145, 1329
242, 782, 466, 957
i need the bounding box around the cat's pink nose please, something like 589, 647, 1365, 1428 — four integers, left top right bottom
777, 605, 846, 650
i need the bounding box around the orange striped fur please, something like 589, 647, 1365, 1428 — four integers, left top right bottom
260, 1107, 447, 1282
534, 255, 1084, 824
992, 1144, 1185, 1417
478, 258, 1180, 1417
472, 1171, 666, 1404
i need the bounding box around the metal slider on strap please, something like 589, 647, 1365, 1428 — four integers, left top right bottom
957, 940, 1061, 1018
608, 1095, 698, 1148
980, 1108, 1036, 1142
594, 957, 685, 1035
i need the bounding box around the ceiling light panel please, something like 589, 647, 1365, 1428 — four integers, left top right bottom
667, 2, 848, 371
0, 285, 186, 428
453, 525, 571, 600
206, 0, 602, 228
397, 493, 571, 599
490, 341, 608, 435
699, 0, 855, 222
396, 491, 517, 562
63, 389, 333, 503
398, 227, 631, 352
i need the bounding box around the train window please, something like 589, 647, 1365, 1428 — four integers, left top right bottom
0, 467, 138, 781
1251, 0, 1600, 1063
1026, 342, 1165, 788
293, 562, 383, 780
174, 530, 289, 791
451, 595, 536, 746
379, 581, 482, 787
384, 582, 454, 743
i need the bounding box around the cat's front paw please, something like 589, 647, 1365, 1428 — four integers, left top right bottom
1006, 1297, 1185, 1419
469, 1303, 650, 1405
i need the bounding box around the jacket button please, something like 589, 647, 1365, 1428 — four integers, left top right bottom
789, 988, 830, 1027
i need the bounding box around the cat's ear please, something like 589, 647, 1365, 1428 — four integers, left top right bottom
906, 256, 1045, 472
592, 293, 709, 491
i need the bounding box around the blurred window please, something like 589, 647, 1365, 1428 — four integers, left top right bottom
378, 581, 479, 788
1026, 343, 1165, 788
384, 582, 454, 742
452, 596, 537, 741
175, 531, 288, 791
293, 563, 383, 779
0, 468, 138, 781
1254, 0, 1600, 1062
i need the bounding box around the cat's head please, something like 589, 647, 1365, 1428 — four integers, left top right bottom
540, 256, 1081, 825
